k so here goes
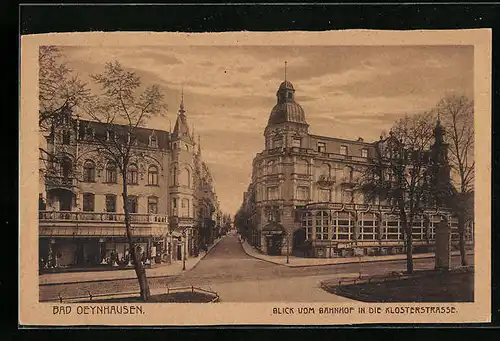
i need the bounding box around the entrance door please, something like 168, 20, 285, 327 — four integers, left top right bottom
177, 244, 182, 260
267, 235, 283, 256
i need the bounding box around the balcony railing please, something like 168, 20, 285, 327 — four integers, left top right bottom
39, 211, 168, 223
45, 176, 79, 191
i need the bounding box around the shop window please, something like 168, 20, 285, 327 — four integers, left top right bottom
315, 211, 329, 240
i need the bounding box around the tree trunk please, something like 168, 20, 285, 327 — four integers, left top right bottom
400, 209, 413, 274
122, 177, 151, 301
458, 215, 468, 266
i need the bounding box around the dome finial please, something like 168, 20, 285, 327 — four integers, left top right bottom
284, 61, 287, 82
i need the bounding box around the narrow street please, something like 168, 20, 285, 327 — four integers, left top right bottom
39, 233, 473, 302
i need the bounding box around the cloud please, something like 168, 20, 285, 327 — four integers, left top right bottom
59, 45, 473, 215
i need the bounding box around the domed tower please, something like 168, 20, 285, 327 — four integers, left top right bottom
264, 65, 309, 150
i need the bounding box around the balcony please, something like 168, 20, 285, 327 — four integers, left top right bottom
39, 211, 168, 223
39, 211, 168, 237
45, 176, 78, 192
317, 175, 335, 187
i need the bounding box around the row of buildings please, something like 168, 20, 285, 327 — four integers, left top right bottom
38, 97, 226, 269
236, 78, 474, 258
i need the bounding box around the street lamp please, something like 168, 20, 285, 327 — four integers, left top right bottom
285, 232, 290, 264
182, 229, 187, 271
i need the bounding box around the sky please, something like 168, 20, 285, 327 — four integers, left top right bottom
60, 45, 474, 216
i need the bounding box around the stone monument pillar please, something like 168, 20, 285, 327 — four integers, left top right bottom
435, 216, 451, 271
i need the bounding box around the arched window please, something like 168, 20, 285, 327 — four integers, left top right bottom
127, 164, 138, 185
315, 211, 329, 240
83, 160, 95, 182
105, 161, 117, 183
148, 165, 159, 185
181, 168, 191, 188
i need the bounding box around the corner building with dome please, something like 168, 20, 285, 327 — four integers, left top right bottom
237, 79, 474, 258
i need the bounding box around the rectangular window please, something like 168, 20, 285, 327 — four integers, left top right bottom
292, 138, 301, 148
148, 197, 158, 214
273, 138, 283, 148
150, 136, 158, 148
105, 195, 116, 213
361, 148, 368, 158
127, 169, 138, 185
317, 142, 326, 153
266, 186, 279, 200
296, 186, 309, 200
82, 193, 95, 212
62, 131, 71, 145
340, 145, 348, 155
127, 195, 138, 213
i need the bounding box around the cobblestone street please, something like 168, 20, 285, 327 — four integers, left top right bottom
40, 233, 473, 302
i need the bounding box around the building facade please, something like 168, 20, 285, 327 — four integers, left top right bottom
237, 79, 474, 258
39, 99, 222, 269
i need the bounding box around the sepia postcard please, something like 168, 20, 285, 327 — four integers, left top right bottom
20, 29, 491, 326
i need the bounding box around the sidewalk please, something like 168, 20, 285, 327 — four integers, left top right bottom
39, 237, 224, 285
240, 241, 466, 267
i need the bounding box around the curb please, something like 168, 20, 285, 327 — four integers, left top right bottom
40, 238, 226, 287
189, 237, 224, 271
240, 243, 472, 268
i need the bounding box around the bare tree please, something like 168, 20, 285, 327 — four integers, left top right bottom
39, 46, 90, 129
81, 61, 167, 300
360, 112, 435, 274
435, 94, 474, 266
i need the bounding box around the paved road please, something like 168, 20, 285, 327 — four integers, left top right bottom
39, 234, 473, 302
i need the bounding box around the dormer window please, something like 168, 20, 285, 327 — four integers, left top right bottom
292, 138, 301, 148
361, 148, 368, 158
150, 135, 158, 148
340, 145, 348, 155
106, 130, 114, 142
